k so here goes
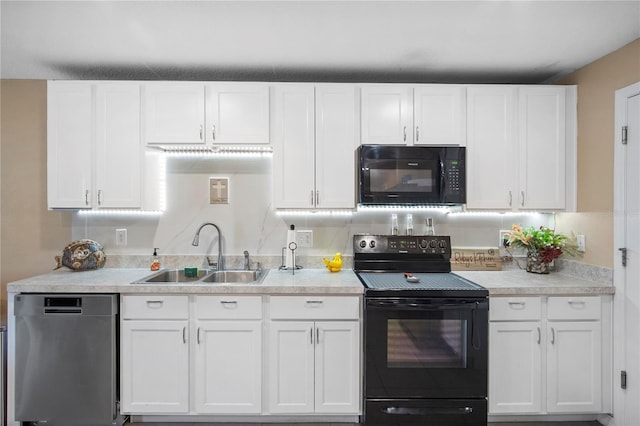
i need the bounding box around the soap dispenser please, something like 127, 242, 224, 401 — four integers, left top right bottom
151, 248, 160, 271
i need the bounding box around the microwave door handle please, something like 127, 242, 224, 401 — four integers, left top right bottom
439, 159, 446, 196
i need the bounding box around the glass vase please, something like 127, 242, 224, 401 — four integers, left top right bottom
526, 252, 550, 274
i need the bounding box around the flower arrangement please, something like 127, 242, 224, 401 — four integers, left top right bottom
504, 225, 578, 273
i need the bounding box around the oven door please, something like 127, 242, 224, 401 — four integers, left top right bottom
365, 297, 488, 399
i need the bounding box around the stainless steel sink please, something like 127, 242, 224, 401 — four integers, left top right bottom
133, 268, 210, 283
200, 269, 267, 284
132, 268, 268, 284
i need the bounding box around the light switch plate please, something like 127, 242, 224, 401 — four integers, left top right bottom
577, 234, 586, 252
116, 228, 127, 246
209, 177, 229, 204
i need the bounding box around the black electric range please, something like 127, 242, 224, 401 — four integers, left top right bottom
354, 234, 489, 426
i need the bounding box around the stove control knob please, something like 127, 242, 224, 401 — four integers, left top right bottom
428, 240, 437, 248
419, 239, 429, 249
439, 240, 448, 248
359, 240, 367, 248
369, 240, 376, 249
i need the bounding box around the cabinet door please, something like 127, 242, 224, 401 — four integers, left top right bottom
360, 85, 412, 144
518, 87, 566, 210
47, 82, 93, 209
315, 85, 358, 209
206, 84, 269, 144
272, 85, 316, 208
268, 321, 315, 413
414, 85, 466, 146
466, 86, 517, 209
144, 83, 205, 145
489, 321, 542, 414
547, 321, 602, 413
95, 83, 142, 208
195, 320, 262, 414
120, 320, 189, 414
314, 321, 360, 414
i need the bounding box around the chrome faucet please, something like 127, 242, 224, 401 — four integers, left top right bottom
192, 222, 223, 271
243, 250, 250, 270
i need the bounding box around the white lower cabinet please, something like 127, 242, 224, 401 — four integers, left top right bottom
267, 296, 361, 415
489, 296, 604, 416
120, 295, 262, 415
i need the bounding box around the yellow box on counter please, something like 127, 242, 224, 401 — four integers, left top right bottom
451, 247, 502, 271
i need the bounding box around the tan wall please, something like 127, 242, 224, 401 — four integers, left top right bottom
555, 38, 640, 268
0, 80, 72, 319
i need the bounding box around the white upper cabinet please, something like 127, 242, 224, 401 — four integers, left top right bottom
48, 81, 144, 210
144, 83, 206, 145
143, 82, 269, 146
466, 85, 574, 211
518, 86, 567, 210
466, 86, 517, 209
414, 85, 466, 146
206, 84, 270, 144
360, 85, 412, 144
272, 84, 358, 209
360, 85, 466, 146
47, 82, 93, 209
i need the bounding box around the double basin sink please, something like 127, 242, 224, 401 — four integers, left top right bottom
133, 268, 269, 285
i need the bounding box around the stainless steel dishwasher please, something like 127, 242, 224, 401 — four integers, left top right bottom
14, 293, 125, 426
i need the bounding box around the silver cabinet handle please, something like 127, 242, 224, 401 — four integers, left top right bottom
146, 300, 164, 308
551, 327, 555, 344
509, 190, 513, 207
568, 300, 587, 307
199, 125, 203, 141
316, 190, 319, 206
212, 124, 216, 141
306, 300, 323, 305
403, 126, 407, 142
310, 327, 314, 345
220, 300, 238, 306
316, 327, 320, 344
85, 190, 89, 206
508, 301, 525, 307
183, 326, 187, 344
310, 190, 314, 206
537, 327, 541, 344
521, 191, 525, 207
416, 126, 419, 142
97, 189, 102, 206
197, 327, 201, 344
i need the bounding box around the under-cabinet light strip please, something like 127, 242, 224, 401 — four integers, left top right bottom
78, 210, 164, 216
275, 210, 354, 216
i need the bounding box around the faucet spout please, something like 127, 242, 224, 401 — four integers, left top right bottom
192, 222, 223, 271
243, 250, 250, 270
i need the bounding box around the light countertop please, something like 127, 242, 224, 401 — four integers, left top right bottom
6, 267, 613, 296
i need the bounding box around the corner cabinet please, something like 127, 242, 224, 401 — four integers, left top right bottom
267, 296, 361, 414
489, 295, 609, 416
360, 84, 466, 146
272, 84, 358, 209
47, 81, 145, 209
466, 85, 576, 211
143, 82, 270, 146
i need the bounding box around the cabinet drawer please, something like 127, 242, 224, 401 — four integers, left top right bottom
269, 296, 360, 320
121, 295, 189, 320
490, 297, 541, 321
195, 295, 262, 320
547, 296, 600, 320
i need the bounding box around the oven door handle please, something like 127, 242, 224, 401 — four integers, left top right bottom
366, 299, 480, 311
383, 406, 474, 415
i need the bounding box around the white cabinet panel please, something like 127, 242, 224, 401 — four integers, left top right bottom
144, 83, 205, 145
206, 84, 269, 144
414, 85, 466, 146
268, 321, 315, 413
47, 82, 93, 208
489, 321, 542, 414
120, 320, 189, 414
195, 320, 262, 413
360, 85, 412, 145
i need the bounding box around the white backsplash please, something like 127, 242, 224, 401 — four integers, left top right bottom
72, 156, 554, 261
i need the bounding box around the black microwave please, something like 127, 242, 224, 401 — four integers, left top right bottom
357, 145, 466, 205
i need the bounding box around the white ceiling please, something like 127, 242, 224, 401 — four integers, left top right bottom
1, 0, 639, 84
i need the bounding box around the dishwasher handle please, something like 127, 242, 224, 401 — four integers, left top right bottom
44, 296, 83, 314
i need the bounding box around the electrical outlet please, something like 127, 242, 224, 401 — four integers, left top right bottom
116, 228, 127, 246
577, 234, 586, 252
499, 230, 510, 247
297, 230, 313, 248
